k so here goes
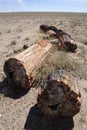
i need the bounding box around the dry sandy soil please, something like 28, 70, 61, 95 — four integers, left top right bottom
0, 12, 87, 130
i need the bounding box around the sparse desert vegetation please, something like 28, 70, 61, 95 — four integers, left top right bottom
11, 40, 17, 45
0, 12, 87, 130
83, 41, 87, 45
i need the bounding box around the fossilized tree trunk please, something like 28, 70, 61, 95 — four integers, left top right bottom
37, 69, 81, 117
4, 40, 52, 89
40, 25, 77, 52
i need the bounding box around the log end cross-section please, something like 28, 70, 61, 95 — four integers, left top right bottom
4, 58, 30, 89
37, 69, 81, 117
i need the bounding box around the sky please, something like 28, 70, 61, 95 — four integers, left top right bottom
0, 0, 87, 12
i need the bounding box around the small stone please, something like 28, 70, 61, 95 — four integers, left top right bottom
0, 114, 2, 117
11, 104, 14, 107
23, 44, 28, 49
8, 126, 11, 129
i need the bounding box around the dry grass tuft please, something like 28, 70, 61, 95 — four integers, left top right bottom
24, 37, 30, 41
11, 40, 17, 45
7, 29, 11, 33
36, 49, 80, 84
84, 41, 87, 45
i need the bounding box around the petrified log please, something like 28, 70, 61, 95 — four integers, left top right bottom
4, 40, 52, 89
40, 25, 77, 52
37, 69, 81, 117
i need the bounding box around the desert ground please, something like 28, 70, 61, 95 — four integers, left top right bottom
0, 12, 87, 130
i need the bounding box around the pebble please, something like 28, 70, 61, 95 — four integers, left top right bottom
11, 104, 14, 107
23, 44, 28, 49
0, 114, 2, 117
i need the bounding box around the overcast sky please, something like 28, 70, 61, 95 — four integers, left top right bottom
0, 0, 87, 12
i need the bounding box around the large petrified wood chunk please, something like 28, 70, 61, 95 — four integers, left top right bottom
4, 40, 52, 89
40, 25, 77, 52
37, 69, 81, 117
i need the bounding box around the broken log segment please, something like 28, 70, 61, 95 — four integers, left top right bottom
40, 25, 77, 52
4, 40, 52, 89
37, 69, 81, 117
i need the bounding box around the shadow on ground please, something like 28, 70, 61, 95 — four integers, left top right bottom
0, 78, 29, 99
24, 104, 74, 130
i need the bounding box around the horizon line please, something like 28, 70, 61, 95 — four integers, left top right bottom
0, 11, 87, 13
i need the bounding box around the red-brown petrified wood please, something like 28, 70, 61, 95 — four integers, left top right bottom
4, 40, 52, 89
37, 69, 81, 117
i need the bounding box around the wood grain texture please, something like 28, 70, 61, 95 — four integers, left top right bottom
4, 40, 52, 89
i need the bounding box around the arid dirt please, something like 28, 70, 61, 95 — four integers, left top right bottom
0, 12, 87, 130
